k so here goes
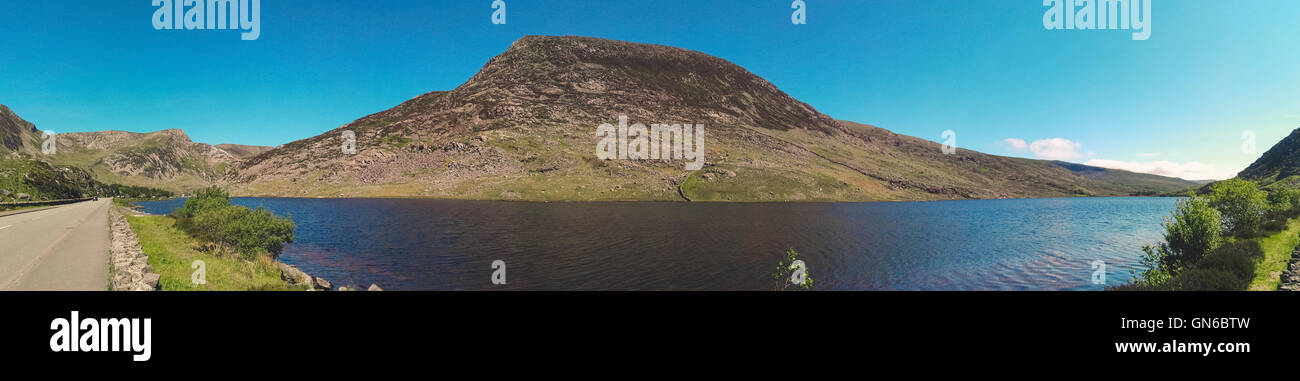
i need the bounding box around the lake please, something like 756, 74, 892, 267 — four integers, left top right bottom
135, 197, 1178, 291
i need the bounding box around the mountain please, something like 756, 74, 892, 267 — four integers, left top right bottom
226, 35, 1199, 201
1, 104, 271, 193
1238, 127, 1300, 188
1051, 161, 1202, 195
0, 104, 40, 153
1, 106, 173, 201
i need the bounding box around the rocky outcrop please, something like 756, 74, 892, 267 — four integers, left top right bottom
1279, 241, 1300, 291
108, 207, 160, 291
0, 104, 39, 153
276, 262, 375, 291
312, 276, 333, 291
278, 262, 312, 285
43, 129, 272, 193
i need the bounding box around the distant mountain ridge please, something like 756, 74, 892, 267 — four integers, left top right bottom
223, 35, 1200, 201
0, 104, 271, 193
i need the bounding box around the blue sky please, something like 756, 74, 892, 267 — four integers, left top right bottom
2, 0, 1297, 180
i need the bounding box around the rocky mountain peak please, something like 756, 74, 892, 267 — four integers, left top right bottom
452, 35, 838, 133
0, 104, 39, 152
1239, 127, 1300, 183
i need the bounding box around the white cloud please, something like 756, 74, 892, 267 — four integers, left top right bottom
1029, 138, 1084, 160
997, 138, 1027, 152
1083, 159, 1236, 181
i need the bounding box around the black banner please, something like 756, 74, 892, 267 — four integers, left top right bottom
0, 291, 1290, 370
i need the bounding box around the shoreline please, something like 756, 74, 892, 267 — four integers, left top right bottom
151, 193, 1186, 205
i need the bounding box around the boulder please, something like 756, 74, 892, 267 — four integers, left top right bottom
277, 263, 311, 285
15, 193, 30, 200
312, 276, 333, 291
142, 273, 161, 290
0, 189, 10, 197
367, 284, 383, 291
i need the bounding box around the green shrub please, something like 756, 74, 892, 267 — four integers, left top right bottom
1195, 241, 1260, 282
174, 186, 232, 219
1138, 196, 1222, 286
1262, 215, 1288, 233
1209, 179, 1268, 237
173, 186, 295, 260
1162, 268, 1250, 291
1267, 187, 1300, 212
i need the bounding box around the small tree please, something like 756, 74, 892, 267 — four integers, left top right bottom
772, 248, 814, 291
175, 186, 231, 219
1139, 196, 1222, 286
1208, 179, 1267, 237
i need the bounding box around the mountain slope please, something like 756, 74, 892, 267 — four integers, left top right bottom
0, 104, 41, 154
1, 106, 173, 201
2, 104, 271, 193
228, 35, 1196, 201
1238, 127, 1300, 188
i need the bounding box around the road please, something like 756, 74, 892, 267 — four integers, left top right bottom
0, 199, 111, 290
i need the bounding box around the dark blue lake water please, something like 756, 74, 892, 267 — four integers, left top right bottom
135, 197, 1177, 291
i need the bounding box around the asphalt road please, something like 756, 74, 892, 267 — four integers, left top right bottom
0, 199, 111, 291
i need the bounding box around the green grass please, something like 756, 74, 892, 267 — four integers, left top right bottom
0, 204, 45, 212
125, 215, 305, 291
1248, 217, 1300, 290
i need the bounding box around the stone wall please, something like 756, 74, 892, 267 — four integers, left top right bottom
109, 207, 160, 291
1280, 241, 1300, 291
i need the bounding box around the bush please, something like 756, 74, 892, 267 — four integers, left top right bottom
1195, 241, 1260, 282
1267, 187, 1300, 213
1138, 196, 1222, 286
173, 186, 295, 260
1208, 179, 1268, 237
1162, 268, 1250, 291
174, 186, 232, 219
191, 205, 295, 259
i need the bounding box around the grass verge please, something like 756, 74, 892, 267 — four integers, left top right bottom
125, 215, 305, 291
1248, 217, 1300, 291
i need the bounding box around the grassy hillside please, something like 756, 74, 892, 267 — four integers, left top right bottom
0, 154, 172, 202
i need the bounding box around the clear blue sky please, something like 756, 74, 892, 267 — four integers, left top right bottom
2, 0, 1297, 180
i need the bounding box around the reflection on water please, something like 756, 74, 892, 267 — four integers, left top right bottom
136, 197, 1176, 291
